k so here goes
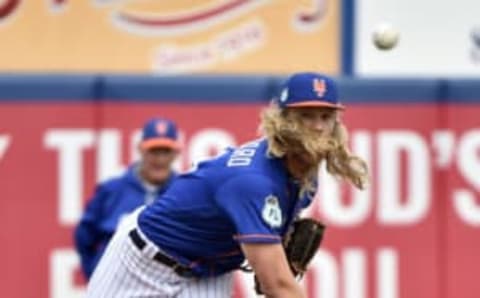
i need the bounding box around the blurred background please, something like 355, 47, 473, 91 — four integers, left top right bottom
0, 0, 479, 297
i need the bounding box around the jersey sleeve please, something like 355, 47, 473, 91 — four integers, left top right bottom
215, 174, 283, 244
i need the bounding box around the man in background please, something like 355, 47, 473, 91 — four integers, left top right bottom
74, 117, 181, 279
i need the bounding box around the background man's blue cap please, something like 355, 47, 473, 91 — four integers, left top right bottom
141, 118, 180, 150
276, 72, 345, 109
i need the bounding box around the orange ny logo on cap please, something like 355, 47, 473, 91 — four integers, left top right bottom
155, 122, 167, 135
313, 78, 327, 97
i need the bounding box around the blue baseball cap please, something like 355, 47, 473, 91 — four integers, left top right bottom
276, 72, 344, 109
140, 118, 180, 150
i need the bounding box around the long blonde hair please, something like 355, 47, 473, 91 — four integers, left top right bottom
260, 104, 368, 193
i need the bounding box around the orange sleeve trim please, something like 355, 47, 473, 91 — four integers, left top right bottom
233, 234, 281, 240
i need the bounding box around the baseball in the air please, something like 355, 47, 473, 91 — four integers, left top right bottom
372, 23, 399, 50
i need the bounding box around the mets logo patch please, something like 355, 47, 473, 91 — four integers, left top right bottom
155, 122, 167, 135
313, 78, 327, 97
262, 195, 282, 228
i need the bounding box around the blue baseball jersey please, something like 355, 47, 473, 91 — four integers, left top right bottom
74, 164, 175, 279
138, 139, 313, 277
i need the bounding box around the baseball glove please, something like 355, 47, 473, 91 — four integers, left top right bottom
284, 218, 326, 277
254, 218, 326, 294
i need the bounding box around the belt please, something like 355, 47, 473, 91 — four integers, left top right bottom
128, 229, 195, 278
